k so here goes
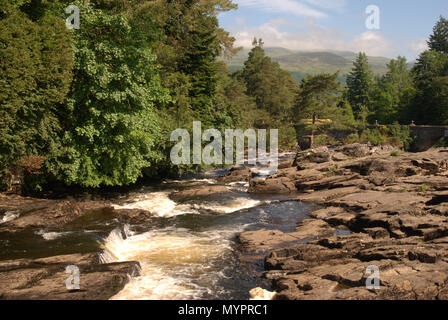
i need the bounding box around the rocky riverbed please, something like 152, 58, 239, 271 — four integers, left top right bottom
238, 144, 448, 300
1, 144, 447, 300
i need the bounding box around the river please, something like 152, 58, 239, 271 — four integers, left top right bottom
0, 152, 314, 300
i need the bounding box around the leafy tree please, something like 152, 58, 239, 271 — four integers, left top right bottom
346, 52, 374, 119
428, 16, 448, 55
49, 3, 169, 187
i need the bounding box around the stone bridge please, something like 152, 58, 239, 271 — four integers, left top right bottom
409, 125, 448, 152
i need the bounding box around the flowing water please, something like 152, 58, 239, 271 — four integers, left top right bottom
0, 153, 314, 300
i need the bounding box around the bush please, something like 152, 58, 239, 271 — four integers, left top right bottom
388, 123, 414, 150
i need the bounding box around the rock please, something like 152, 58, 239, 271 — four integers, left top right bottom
249, 287, 277, 300
309, 207, 347, 219
337, 143, 371, 158
248, 177, 296, 194
170, 185, 233, 201
278, 160, 294, 169
332, 152, 349, 162
243, 148, 448, 300
0, 253, 140, 300
1, 201, 84, 231
364, 227, 390, 239
412, 159, 440, 175
217, 167, 251, 183
294, 147, 331, 165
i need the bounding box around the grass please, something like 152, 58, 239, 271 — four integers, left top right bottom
390, 151, 401, 157
328, 165, 338, 174
416, 184, 430, 193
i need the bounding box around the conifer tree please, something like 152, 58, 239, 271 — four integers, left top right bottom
346, 52, 374, 120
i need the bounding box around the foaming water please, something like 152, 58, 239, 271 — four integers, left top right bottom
112, 192, 195, 218
112, 190, 264, 217
1, 211, 20, 224
99, 152, 307, 300
102, 225, 249, 300
36, 230, 73, 241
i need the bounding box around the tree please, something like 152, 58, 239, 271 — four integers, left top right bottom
0, 3, 73, 188
410, 50, 448, 125
49, 3, 169, 187
294, 72, 354, 127
346, 52, 374, 119
370, 56, 414, 124
428, 16, 448, 55
240, 39, 298, 120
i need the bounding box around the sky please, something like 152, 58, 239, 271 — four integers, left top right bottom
218, 0, 448, 60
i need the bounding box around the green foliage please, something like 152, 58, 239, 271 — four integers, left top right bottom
346, 52, 374, 118
0, 5, 72, 186
346, 124, 414, 150
49, 3, 170, 187
410, 50, 448, 125
428, 16, 448, 54
417, 184, 430, 193
240, 40, 298, 120
369, 56, 414, 124
388, 123, 414, 150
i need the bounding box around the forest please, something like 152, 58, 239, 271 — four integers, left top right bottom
1, 0, 447, 192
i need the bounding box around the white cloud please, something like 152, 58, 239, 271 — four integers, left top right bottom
230, 20, 397, 57
236, 0, 328, 18
303, 0, 347, 10
409, 38, 428, 57
350, 31, 396, 57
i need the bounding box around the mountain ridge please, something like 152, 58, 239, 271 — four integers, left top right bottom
222, 47, 393, 84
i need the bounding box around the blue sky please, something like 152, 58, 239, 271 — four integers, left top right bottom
218, 0, 448, 60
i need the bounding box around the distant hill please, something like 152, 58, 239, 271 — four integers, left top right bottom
222, 47, 392, 84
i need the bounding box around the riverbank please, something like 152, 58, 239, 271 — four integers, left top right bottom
240, 144, 448, 300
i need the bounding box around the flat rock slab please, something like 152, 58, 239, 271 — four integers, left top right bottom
0, 253, 140, 300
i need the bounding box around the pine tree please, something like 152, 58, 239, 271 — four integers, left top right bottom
370, 56, 413, 124
428, 16, 448, 55
410, 50, 448, 124
346, 52, 374, 120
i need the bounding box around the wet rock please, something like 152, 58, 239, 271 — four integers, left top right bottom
170, 185, 233, 201
0, 201, 84, 231
248, 177, 296, 194
217, 167, 251, 184
0, 253, 140, 300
